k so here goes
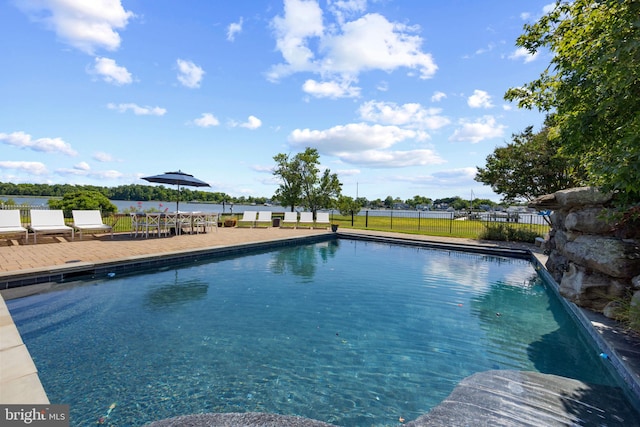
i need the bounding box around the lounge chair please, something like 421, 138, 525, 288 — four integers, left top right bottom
255, 211, 272, 227
315, 212, 330, 229
238, 211, 257, 227
298, 212, 314, 228
72, 210, 113, 239
0, 209, 28, 242
29, 209, 74, 243
280, 211, 298, 228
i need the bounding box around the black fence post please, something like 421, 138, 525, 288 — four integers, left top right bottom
390, 210, 393, 230
365, 210, 369, 228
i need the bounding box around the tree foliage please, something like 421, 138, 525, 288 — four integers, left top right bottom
475, 118, 587, 201
272, 153, 303, 211
272, 147, 342, 214
504, 0, 640, 205
336, 195, 362, 217
48, 190, 118, 216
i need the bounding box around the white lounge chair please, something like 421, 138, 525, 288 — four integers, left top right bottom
280, 211, 298, 228
0, 210, 28, 242
238, 211, 257, 227
29, 210, 74, 243
298, 212, 314, 228
72, 210, 113, 239
255, 211, 272, 227
315, 212, 330, 229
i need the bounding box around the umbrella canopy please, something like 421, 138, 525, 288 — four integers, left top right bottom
142, 170, 210, 211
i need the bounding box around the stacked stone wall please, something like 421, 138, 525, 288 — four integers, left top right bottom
529, 187, 640, 318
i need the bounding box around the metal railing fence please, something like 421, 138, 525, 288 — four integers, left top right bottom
1, 205, 550, 240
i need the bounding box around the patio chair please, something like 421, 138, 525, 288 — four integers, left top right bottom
298, 212, 314, 228
191, 212, 218, 233
0, 209, 28, 242
238, 211, 257, 227
315, 212, 330, 229
161, 211, 179, 236
255, 211, 272, 227
144, 213, 162, 238
29, 209, 74, 243
72, 210, 113, 239
280, 211, 298, 228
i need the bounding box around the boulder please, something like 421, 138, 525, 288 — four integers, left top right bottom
559, 263, 624, 310
564, 207, 614, 234
562, 235, 640, 278
554, 187, 613, 208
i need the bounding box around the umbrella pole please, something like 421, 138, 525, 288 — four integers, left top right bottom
176, 184, 180, 212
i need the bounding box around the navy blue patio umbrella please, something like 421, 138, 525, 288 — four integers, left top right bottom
142, 170, 210, 211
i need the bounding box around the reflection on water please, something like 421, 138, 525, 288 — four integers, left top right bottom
269, 240, 339, 280
144, 272, 209, 310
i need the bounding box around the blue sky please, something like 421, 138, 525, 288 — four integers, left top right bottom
0, 0, 551, 202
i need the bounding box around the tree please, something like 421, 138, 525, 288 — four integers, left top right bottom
272, 153, 302, 211
504, 0, 640, 206
272, 147, 342, 215
336, 195, 362, 217
405, 195, 433, 210
475, 119, 586, 202
48, 190, 118, 216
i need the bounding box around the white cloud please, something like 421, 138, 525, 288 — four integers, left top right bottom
358, 100, 450, 130
56, 167, 123, 180
107, 103, 166, 116
0, 160, 48, 175
302, 79, 360, 98
467, 89, 494, 108
16, 0, 134, 55
320, 13, 437, 79
269, 0, 324, 79
74, 161, 90, 171
395, 167, 477, 186
268, 1, 437, 85
337, 149, 445, 168
192, 113, 220, 127
289, 123, 422, 152
91, 57, 132, 85
508, 47, 539, 63
176, 59, 205, 88
93, 151, 114, 162
227, 17, 243, 41
328, 0, 367, 25
449, 116, 506, 143
0, 131, 77, 156
240, 115, 262, 129
431, 91, 446, 102
336, 168, 361, 176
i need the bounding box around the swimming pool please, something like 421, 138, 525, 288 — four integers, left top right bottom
6, 239, 628, 426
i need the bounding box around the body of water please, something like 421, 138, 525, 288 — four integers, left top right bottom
6, 240, 627, 426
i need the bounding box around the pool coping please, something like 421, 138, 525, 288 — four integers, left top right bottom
1, 230, 639, 413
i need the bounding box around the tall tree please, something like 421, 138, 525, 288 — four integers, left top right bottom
476, 119, 586, 202
272, 153, 302, 211
272, 148, 342, 215
504, 0, 640, 205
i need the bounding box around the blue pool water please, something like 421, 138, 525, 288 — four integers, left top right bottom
6, 239, 625, 426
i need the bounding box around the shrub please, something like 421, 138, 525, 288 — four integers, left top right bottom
479, 223, 540, 243
48, 190, 118, 216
